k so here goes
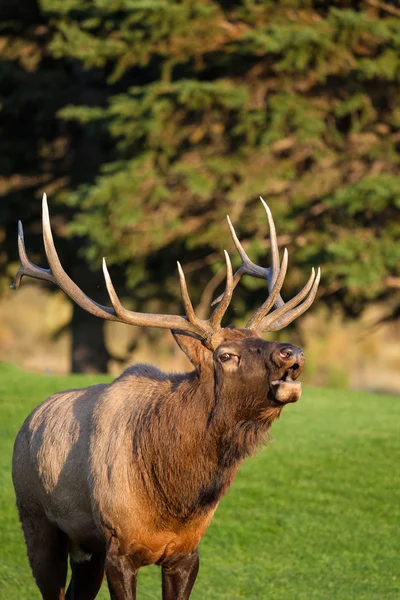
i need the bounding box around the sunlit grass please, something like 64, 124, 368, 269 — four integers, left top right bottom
0, 362, 399, 599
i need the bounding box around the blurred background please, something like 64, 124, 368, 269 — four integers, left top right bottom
0, 0, 399, 392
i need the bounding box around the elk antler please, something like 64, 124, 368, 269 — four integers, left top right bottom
213, 198, 320, 333
11, 194, 235, 344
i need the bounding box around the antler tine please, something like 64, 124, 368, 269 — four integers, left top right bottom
210, 250, 233, 328
251, 267, 321, 333
210, 217, 270, 306
102, 258, 203, 335
102, 258, 122, 314
177, 262, 213, 336
245, 248, 288, 330
259, 197, 284, 308
211, 199, 284, 307
11, 220, 55, 290
41, 194, 117, 320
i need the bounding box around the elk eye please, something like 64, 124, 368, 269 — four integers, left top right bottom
219, 353, 232, 363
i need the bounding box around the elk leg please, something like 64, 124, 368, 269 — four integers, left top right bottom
161, 548, 199, 600
65, 551, 106, 600
105, 556, 138, 600
17, 505, 68, 600
105, 537, 138, 600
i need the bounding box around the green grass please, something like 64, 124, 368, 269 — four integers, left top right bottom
1, 362, 399, 599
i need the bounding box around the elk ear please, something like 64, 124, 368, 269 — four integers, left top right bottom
171, 330, 213, 372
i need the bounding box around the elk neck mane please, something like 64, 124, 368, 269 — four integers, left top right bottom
109, 362, 283, 526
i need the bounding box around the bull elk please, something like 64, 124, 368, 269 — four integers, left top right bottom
11, 196, 320, 600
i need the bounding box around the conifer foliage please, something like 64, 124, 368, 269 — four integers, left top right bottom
1, 1, 400, 369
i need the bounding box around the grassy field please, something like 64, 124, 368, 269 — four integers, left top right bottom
0, 362, 399, 599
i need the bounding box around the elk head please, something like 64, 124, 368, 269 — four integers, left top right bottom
12, 195, 319, 410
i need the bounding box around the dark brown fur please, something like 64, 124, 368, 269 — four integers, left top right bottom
12, 327, 304, 599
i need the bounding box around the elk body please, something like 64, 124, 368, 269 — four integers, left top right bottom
12, 198, 320, 600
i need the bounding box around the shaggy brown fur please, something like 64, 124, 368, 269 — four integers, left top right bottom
13, 327, 304, 599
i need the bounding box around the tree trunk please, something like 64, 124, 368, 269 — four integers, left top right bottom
71, 307, 109, 374
70, 266, 110, 374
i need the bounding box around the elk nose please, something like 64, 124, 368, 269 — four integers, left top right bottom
276, 345, 305, 370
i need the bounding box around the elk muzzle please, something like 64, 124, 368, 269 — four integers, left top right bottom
270, 345, 305, 404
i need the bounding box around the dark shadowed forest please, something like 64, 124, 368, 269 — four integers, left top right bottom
0, 0, 399, 391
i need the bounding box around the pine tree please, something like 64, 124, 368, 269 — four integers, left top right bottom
1, 1, 400, 371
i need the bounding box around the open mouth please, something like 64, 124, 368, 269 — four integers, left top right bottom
270, 365, 302, 404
